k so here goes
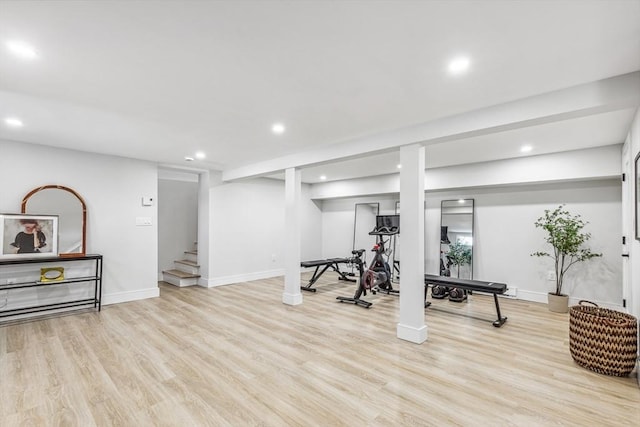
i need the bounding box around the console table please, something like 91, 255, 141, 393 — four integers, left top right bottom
0, 254, 102, 321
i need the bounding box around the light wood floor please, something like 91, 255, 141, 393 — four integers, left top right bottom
1, 274, 639, 426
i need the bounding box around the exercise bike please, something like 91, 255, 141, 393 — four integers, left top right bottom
336, 249, 370, 308
367, 236, 398, 295
336, 237, 398, 308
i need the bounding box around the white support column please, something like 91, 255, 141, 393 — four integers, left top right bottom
283, 167, 303, 305
397, 144, 427, 344
197, 170, 210, 287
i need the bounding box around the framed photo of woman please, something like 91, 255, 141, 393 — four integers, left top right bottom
0, 214, 59, 259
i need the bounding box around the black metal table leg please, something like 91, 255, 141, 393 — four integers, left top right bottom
492, 293, 507, 327
301, 264, 332, 292
334, 262, 356, 282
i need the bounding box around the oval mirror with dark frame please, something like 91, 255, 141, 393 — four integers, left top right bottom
22, 185, 87, 257
440, 199, 474, 280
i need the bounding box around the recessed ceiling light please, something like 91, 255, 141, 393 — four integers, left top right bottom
397, 164, 402, 169
448, 56, 470, 75
4, 117, 23, 127
195, 151, 206, 159
6, 40, 38, 59
272, 123, 285, 134
184, 156, 195, 162
458, 199, 465, 204
319, 175, 327, 181
520, 145, 533, 153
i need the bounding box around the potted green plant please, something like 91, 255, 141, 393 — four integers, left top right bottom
532, 205, 602, 313
448, 240, 472, 279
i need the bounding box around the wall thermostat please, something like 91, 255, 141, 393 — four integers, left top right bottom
142, 197, 154, 206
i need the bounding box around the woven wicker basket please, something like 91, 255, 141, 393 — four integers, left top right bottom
569, 300, 638, 377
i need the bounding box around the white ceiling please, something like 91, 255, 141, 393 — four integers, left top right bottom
1, 0, 639, 182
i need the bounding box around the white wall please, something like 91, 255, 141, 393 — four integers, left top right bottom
321, 196, 397, 259
158, 178, 198, 279
623, 108, 640, 321
197, 170, 214, 285
428, 180, 622, 307
317, 178, 623, 308
0, 140, 159, 305
205, 178, 321, 286
300, 186, 323, 263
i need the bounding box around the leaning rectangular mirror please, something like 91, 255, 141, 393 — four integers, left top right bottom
440, 199, 474, 279
353, 203, 379, 253
393, 201, 400, 281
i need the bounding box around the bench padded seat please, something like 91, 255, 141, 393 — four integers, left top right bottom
424, 274, 509, 327
424, 274, 507, 294
301, 258, 350, 268
299, 257, 355, 291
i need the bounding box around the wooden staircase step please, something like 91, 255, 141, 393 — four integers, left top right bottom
175, 259, 199, 267
162, 269, 201, 288
163, 269, 200, 279
183, 250, 198, 264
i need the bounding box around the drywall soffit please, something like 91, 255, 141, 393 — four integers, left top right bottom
222, 71, 640, 182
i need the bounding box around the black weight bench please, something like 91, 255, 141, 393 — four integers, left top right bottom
300, 258, 355, 292
424, 274, 508, 327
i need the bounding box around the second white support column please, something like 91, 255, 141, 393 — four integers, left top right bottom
283, 167, 303, 305
397, 144, 427, 344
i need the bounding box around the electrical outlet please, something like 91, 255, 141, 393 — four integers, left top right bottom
135, 217, 152, 226
547, 271, 556, 281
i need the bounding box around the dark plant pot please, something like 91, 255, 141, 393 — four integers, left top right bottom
548, 293, 569, 313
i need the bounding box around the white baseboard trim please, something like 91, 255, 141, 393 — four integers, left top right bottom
515, 290, 548, 304
102, 287, 160, 306
397, 323, 428, 344
282, 292, 303, 305
512, 290, 624, 310
199, 268, 285, 288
